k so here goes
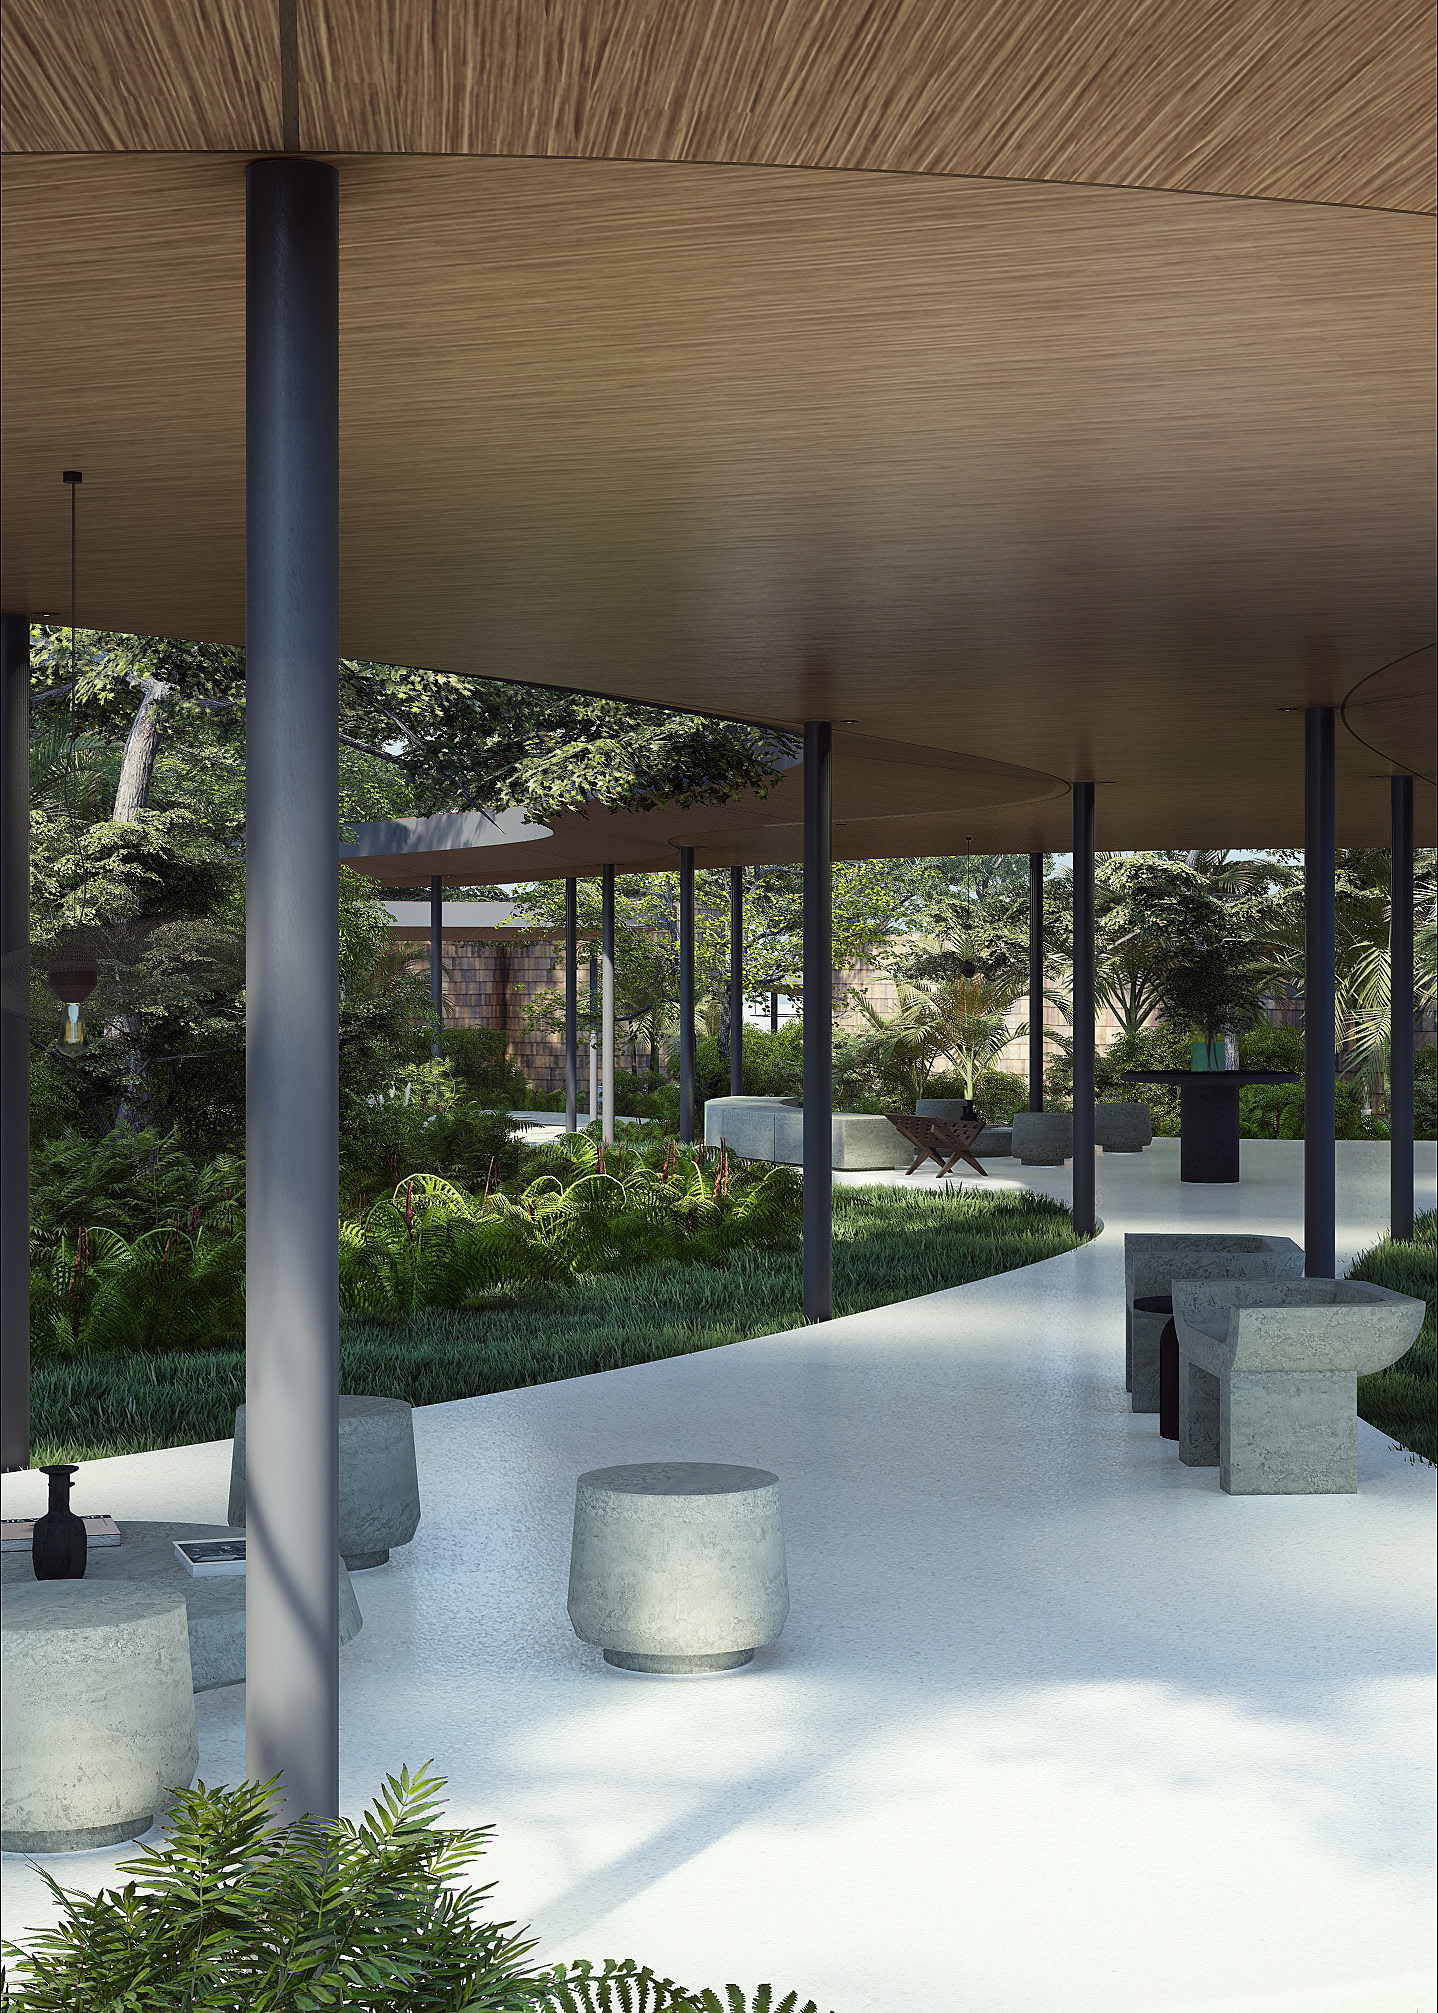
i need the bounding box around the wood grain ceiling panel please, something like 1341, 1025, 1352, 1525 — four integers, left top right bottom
2, 153, 1433, 847
2, 0, 1432, 213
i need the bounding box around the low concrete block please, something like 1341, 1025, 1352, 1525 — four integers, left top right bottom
1, 1583, 198, 1852
1123, 1233, 1303, 1416
1173, 1279, 1425, 1494
915, 1098, 974, 1125
1095, 1101, 1152, 1152
975, 1124, 1013, 1157
708, 1101, 911, 1169
1011, 1111, 1072, 1165
230, 1396, 421, 1569
0, 1521, 364, 1690
568, 1461, 788, 1672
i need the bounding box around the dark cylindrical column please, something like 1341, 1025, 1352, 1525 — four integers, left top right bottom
244, 156, 340, 1820
771, 990, 779, 1033
1, 615, 30, 1471
601, 865, 615, 1144
1304, 707, 1337, 1277
803, 722, 833, 1321
1390, 774, 1414, 1243
729, 864, 744, 1097
564, 877, 578, 1133
1071, 785, 1096, 1238
679, 846, 696, 1143
428, 874, 443, 1060
1028, 850, 1045, 1113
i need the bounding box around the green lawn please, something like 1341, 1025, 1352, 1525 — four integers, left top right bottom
31, 1185, 1082, 1462
1351, 1211, 1436, 1466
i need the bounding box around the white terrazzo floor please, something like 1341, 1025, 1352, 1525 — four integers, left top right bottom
3, 1139, 1434, 2011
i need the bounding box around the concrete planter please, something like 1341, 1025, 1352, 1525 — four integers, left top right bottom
568, 1461, 788, 1672
1, 1584, 199, 1852
230, 1395, 421, 1569
1095, 1101, 1152, 1152
1172, 1278, 1425, 1494
1123, 1233, 1303, 1415
1011, 1110, 1073, 1165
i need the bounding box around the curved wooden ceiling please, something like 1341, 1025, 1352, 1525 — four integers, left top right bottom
2, 0, 1432, 214
1, 4, 1434, 848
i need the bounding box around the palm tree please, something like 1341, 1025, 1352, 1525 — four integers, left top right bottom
845, 970, 1028, 1104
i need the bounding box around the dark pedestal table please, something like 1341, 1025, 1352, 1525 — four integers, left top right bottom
1122, 1071, 1301, 1184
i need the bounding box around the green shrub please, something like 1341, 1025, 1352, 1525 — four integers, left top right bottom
1237, 1079, 1381, 1140
30, 1221, 245, 1358
1349, 1210, 1435, 1464
444, 1025, 529, 1107
340, 1064, 524, 1201
972, 1068, 1029, 1121
0, 1765, 826, 2011
28, 1054, 84, 1145
1238, 1024, 1305, 1072
29, 1127, 244, 1255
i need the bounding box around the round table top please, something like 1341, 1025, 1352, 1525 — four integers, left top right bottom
1122, 1070, 1301, 1085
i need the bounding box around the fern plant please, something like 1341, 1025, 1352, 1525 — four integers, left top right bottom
0, 1768, 827, 2013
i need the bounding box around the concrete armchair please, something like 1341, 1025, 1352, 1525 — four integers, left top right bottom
1172, 1278, 1425, 1494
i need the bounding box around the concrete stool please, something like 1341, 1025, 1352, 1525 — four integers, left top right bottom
2, 1584, 198, 1852
1123, 1233, 1303, 1416
1011, 1111, 1072, 1165
568, 1462, 789, 1672
230, 1395, 421, 1569
1172, 1278, 1425, 1493
974, 1124, 1013, 1157
3, 1522, 364, 1690
1095, 1101, 1152, 1152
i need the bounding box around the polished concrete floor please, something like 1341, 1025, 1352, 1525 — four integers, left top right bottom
3, 1139, 1434, 2011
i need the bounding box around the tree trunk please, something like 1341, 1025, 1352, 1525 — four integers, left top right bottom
110, 676, 171, 1126
111, 677, 172, 823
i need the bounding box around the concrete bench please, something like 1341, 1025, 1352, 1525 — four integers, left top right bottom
1172, 1279, 1425, 1493
1123, 1233, 1303, 1415
0, 1520, 363, 1691
568, 1461, 789, 1672
1, 1583, 199, 1852
704, 1098, 912, 1170
1095, 1101, 1152, 1151
230, 1395, 421, 1570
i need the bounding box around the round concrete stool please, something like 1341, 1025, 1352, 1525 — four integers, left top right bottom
2, 1583, 199, 1852
1011, 1110, 1073, 1165
230, 1395, 421, 1568
568, 1462, 789, 1673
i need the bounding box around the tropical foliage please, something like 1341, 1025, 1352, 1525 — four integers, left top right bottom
0, 1766, 826, 2011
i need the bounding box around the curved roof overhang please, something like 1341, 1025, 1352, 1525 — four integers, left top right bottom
3, 1, 1434, 850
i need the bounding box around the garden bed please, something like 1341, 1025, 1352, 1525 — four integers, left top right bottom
1350, 1210, 1436, 1466
30, 1185, 1082, 1461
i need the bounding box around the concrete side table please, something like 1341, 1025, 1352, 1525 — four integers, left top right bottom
568, 1462, 788, 1672
230, 1395, 421, 1568
3, 1522, 364, 1690
2, 1584, 199, 1852
1011, 1111, 1072, 1165
1172, 1279, 1425, 1493
1123, 1233, 1303, 1415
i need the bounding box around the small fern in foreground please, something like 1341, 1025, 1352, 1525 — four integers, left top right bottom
0, 1768, 829, 2013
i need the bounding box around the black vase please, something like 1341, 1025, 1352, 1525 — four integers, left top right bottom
32, 1464, 87, 1581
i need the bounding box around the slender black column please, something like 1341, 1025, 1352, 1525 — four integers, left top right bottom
771, 990, 779, 1033
1028, 850, 1044, 1113
803, 722, 833, 1321
429, 874, 443, 1059
679, 846, 696, 1142
1071, 786, 1096, 1237
1, 615, 30, 1471
564, 877, 578, 1133
245, 156, 339, 1818
1304, 708, 1337, 1277
601, 865, 615, 1144
729, 864, 744, 1096
1390, 774, 1414, 1242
